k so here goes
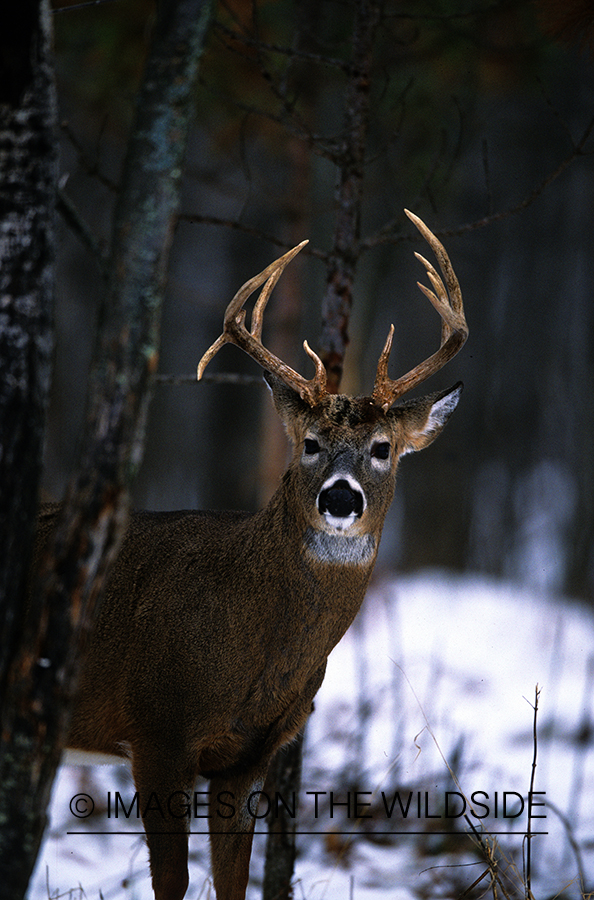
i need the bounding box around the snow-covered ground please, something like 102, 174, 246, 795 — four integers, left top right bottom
30, 572, 594, 899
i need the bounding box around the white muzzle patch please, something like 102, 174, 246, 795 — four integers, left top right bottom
317, 473, 366, 531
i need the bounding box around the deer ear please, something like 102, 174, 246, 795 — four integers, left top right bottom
264, 372, 310, 425
390, 382, 463, 455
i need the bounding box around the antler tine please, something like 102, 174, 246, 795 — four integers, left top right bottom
372, 210, 468, 413
197, 241, 328, 406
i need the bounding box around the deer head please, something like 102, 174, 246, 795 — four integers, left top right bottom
198, 210, 468, 566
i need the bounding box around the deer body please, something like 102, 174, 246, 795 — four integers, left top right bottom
66, 496, 372, 765
37, 212, 467, 900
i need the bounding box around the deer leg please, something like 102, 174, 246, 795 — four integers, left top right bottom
208, 762, 270, 900
132, 748, 197, 900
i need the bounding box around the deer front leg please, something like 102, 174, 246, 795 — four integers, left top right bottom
132, 748, 197, 900
208, 762, 270, 900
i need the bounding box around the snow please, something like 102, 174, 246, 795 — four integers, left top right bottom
29, 572, 594, 899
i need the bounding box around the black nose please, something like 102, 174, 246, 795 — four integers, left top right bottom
318, 479, 364, 519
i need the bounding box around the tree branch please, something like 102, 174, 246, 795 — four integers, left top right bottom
56, 185, 110, 277
180, 211, 329, 260
362, 112, 594, 249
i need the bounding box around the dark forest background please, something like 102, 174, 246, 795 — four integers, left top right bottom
45, 0, 594, 601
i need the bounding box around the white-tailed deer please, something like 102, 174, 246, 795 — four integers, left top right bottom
36, 210, 467, 900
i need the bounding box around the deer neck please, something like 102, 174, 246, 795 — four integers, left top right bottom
257, 470, 381, 587
241, 478, 376, 687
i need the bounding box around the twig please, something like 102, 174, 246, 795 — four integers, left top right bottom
440, 113, 594, 237
178, 213, 328, 261
52, 0, 121, 12
56, 187, 109, 280
482, 139, 493, 216
60, 120, 119, 192
362, 112, 594, 249
155, 372, 265, 386
464, 818, 515, 900
457, 865, 491, 899
523, 685, 540, 900
205, 25, 341, 163
212, 5, 352, 161
213, 19, 349, 73
382, 3, 505, 23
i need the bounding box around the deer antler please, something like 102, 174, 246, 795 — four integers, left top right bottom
197, 241, 328, 406
371, 209, 468, 413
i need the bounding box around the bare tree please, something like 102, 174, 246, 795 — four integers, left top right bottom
0, 0, 55, 698
0, 0, 212, 895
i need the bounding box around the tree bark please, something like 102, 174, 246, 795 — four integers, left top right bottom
0, 0, 56, 699
318, 0, 379, 391
263, 732, 304, 900
0, 1, 212, 895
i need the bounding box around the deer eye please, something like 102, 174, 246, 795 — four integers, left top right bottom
304, 438, 321, 455
371, 441, 390, 460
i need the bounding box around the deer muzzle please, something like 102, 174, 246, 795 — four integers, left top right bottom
317, 476, 365, 530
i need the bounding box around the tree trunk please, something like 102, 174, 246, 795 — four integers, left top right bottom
0, 0, 56, 699
263, 733, 304, 900
0, 1, 212, 895
318, 0, 379, 391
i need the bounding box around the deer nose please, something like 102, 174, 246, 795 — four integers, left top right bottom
318, 479, 364, 520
